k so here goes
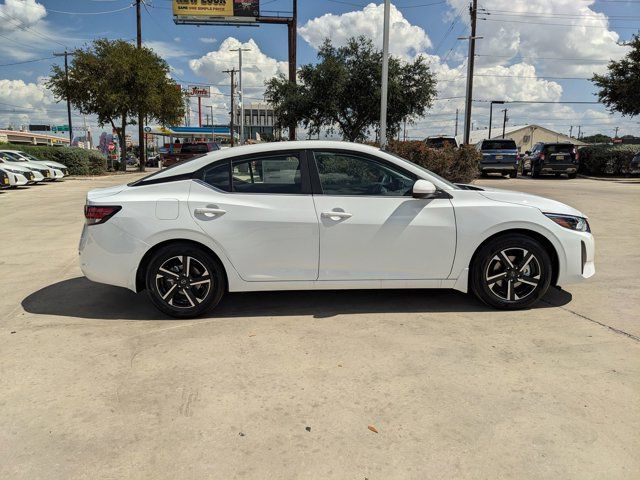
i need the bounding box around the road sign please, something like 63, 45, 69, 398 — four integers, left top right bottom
29, 124, 51, 131
52, 125, 70, 132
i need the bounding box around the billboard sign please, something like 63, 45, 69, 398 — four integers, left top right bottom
187, 85, 211, 98
173, 0, 259, 24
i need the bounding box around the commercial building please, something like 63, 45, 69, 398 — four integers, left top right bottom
234, 102, 278, 142
0, 129, 70, 146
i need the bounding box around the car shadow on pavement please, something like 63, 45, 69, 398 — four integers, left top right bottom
21, 276, 572, 321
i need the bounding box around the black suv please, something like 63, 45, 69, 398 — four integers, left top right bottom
522, 142, 579, 178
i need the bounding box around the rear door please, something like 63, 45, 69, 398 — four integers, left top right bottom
309, 149, 456, 280
188, 150, 319, 281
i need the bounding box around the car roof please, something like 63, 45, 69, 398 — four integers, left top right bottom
145, 140, 456, 190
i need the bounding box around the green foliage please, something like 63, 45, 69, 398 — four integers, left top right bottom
0, 144, 107, 176
578, 144, 639, 176
386, 141, 481, 184
592, 33, 640, 117
47, 39, 185, 170
580, 133, 613, 144
265, 37, 437, 142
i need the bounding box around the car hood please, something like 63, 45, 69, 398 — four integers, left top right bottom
28, 160, 61, 170
38, 160, 66, 169
87, 184, 128, 201
478, 187, 585, 217
0, 163, 32, 173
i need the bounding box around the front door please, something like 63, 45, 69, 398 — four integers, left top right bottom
310, 150, 456, 280
188, 151, 319, 281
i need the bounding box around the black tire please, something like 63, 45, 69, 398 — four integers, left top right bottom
480, 171, 489, 178
145, 242, 225, 318
567, 172, 577, 179
470, 234, 552, 309
509, 170, 518, 178
531, 164, 541, 178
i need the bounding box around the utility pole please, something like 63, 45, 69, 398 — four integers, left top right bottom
223, 68, 237, 147
614, 126, 619, 138
577, 125, 582, 139
569, 125, 573, 138
488, 100, 504, 139
461, 0, 480, 145
288, 0, 297, 140
454, 108, 459, 137
209, 105, 215, 144
135, 0, 146, 171
501, 108, 508, 138
231, 47, 251, 145
379, 0, 391, 148
52, 51, 73, 145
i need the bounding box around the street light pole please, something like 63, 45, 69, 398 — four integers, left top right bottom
53, 51, 74, 145
135, 0, 146, 171
488, 100, 504, 139
501, 108, 508, 138
209, 105, 215, 144
379, 0, 391, 149
231, 47, 251, 145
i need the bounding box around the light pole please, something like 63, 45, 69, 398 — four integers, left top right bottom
458, 0, 481, 145
379, 0, 391, 148
231, 47, 251, 145
209, 105, 215, 144
488, 100, 504, 139
52, 51, 74, 145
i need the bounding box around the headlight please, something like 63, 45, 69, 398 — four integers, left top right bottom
545, 213, 590, 232
5, 168, 22, 174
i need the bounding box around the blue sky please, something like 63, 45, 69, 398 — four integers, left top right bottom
0, 0, 638, 140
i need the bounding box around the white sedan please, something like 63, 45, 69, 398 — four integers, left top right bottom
0, 150, 65, 180
79, 141, 595, 318
0, 158, 43, 185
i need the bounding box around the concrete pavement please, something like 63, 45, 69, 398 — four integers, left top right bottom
1, 174, 638, 479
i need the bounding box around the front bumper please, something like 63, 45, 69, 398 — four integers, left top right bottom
555, 229, 595, 286
10, 173, 29, 186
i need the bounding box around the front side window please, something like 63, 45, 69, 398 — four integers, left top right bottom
231, 154, 302, 194
314, 151, 415, 196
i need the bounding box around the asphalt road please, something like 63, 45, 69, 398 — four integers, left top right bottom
1, 173, 638, 479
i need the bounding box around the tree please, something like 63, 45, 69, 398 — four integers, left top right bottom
592, 33, 640, 117
581, 133, 612, 144
265, 37, 437, 142
47, 39, 184, 170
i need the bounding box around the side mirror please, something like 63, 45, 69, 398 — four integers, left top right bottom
525, 151, 531, 155
412, 179, 437, 198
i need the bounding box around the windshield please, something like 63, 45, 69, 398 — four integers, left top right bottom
426, 137, 457, 149
0, 152, 26, 161
482, 140, 517, 150
19, 152, 41, 162
384, 150, 461, 190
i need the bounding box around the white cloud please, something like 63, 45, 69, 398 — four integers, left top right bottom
299, 3, 432, 59
143, 41, 188, 60
0, 0, 46, 31
0, 77, 68, 128
189, 37, 288, 93
199, 37, 217, 45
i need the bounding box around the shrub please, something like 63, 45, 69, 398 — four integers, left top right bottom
387, 140, 480, 184
0, 144, 107, 176
578, 144, 639, 176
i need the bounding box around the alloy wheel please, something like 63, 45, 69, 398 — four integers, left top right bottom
155, 255, 212, 308
484, 247, 541, 302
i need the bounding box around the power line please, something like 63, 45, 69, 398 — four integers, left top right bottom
478, 17, 640, 29
47, 5, 134, 15
0, 56, 55, 67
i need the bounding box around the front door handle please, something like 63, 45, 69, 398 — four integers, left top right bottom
194, 207, 226, 217
321, 211, 352, 219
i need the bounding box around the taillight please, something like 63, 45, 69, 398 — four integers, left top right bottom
574, 147, 580, 162
539, 153, 545, 161
84, 205, 121, 225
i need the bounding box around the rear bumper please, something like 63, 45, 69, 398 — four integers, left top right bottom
480, 163, 517, 172
540, 164, 578, 174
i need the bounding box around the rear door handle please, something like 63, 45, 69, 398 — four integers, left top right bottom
194, 207, 226, 217
321, 211, 352, 219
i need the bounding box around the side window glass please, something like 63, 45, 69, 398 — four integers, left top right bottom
231, 154, 301, 194
314, 152, 415, 196
201, 160, 230, 192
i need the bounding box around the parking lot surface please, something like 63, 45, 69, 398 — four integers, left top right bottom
1, 174, 639, 479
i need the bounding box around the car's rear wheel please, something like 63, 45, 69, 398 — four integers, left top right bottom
470, 234, 552, 309
145, 243, 225, 318
509, 170, 518, 178
567, 172, 577, 179
531, 164, 541, 178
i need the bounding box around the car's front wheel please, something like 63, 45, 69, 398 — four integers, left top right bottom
145, 242, 225, 318
470, 234, 552, 309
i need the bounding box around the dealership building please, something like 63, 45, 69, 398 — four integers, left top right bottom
458, 124, 586, 152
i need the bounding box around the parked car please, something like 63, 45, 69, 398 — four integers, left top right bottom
425, 135, 459, 149
146, 154, 160, 168
0, 150, 61, 180
476, 138, 519, 178
522, 142, 579, 178
7, 150, 69, 178
0, 167, 13, 188
160, 142, 220, 167
79, 141, 595, 318
0, 156, 42, 185
629, 152, 640, 176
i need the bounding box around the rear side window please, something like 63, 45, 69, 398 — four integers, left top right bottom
231, 154, 302, 194
482, 140, 517, 150
201, 160, 230, 191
